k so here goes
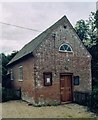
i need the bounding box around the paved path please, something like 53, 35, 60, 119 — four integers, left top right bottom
2, 100, 96, 118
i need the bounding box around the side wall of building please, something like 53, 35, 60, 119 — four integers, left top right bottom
8, 56, 35, 104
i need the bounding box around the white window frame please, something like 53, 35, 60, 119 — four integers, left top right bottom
11, 69, 13, 80
18, 65, 23, 81
59, 43, 73, 53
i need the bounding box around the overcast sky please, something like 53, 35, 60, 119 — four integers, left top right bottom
0, 2, 96, 55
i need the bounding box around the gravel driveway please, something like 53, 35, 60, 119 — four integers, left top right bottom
2, 100, 96, 118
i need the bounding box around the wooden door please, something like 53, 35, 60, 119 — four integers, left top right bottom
60, 75, 72, 103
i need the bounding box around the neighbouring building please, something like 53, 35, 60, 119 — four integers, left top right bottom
7, 16, 92, 105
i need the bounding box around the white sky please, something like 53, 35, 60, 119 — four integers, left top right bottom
0, 2, 96, 55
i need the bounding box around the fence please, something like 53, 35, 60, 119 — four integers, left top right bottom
2, 87, 21, 102
73, 91, 91, 106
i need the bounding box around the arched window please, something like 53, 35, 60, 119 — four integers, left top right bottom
59, 43, 73, 52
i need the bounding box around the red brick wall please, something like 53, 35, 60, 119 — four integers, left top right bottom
9, 56, 35, 103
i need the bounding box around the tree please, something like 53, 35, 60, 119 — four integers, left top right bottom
75, 19, 88, 41
2, 51, 18, 87
90, 10, 98, 86
7, 51, 18, 61
86, 12, 97, 43
75, 12, 97, 48
94, 10, 98, 40
95, 10, 98, 30
1, 53, 9, 87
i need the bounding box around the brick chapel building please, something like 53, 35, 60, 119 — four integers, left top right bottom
7, 16, 92, 105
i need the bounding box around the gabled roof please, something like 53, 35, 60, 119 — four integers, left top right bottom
8, 15, 91, 66
8, 16, 68, 65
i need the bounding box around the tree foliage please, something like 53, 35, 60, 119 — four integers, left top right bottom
75, 19, 88, 41
1, 51, 18, 87
95, 10, 98, 29
75, 12, 97, 48
89, 11, 98, 86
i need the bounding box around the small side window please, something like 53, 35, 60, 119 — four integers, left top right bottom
11, 69, 13, 80
43, 72, 52, 86
18, 65, 23, 81
74, 76, 80, 85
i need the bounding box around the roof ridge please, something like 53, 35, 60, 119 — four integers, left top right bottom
21, 15, 67, 48
7, 15, 67, 65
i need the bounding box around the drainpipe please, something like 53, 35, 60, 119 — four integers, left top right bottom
52, 33, 56, 75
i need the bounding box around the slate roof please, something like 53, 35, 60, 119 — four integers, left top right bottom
8, 16, 68, 65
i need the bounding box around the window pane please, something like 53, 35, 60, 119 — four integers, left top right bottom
74, 76, 80, 85
59, 44, 73, 52
11, 69, 13, 80
60, 45, 65, 51
67, 47, 72, 51
18, 66, 23, 80
44, 72, 52, 86
63, 44, 68, 50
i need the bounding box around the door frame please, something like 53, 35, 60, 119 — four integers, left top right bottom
60, 73, 73, 104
